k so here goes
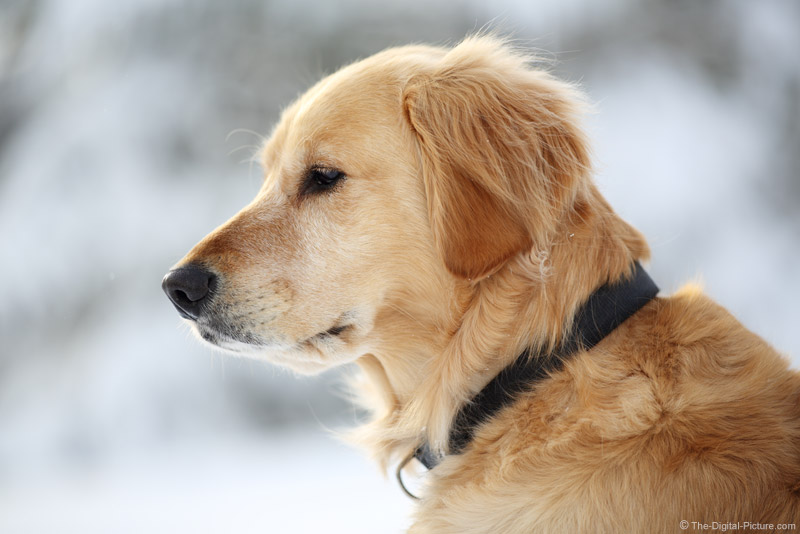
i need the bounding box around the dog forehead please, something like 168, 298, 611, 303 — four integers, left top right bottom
295, 75, 397, 140
265, 45, 446, 153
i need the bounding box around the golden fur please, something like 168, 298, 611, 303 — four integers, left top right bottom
170, 36, 800, 532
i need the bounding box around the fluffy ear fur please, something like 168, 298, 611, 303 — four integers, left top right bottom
402, 37, 591, 279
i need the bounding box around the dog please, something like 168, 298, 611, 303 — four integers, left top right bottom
163, 36, 800, 533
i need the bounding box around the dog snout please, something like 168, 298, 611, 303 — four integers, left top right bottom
162, 264, 217, 320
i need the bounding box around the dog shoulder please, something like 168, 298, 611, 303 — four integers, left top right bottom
411, 288, 800, 533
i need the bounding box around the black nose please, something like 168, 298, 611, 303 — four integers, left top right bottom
162, 264, 217, 320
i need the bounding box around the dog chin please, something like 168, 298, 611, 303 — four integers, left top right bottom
241, 343, 346, 375
191, 322, 357, 374
274, 331, 361, 374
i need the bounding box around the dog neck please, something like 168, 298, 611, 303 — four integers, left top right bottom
351, 187, 650, 470
413, 260, 658, 471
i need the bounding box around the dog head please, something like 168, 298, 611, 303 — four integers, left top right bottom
162, 36, 591, 375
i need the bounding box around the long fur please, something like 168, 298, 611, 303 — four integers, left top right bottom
171, 35, 800, 533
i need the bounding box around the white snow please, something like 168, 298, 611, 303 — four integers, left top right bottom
0, 430, 412, 534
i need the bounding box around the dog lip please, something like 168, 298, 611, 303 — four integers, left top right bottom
303, 323, 352, 344
323, 324, 349, 337
195, 320, 268, 349
176, 308, 196, 321
198, 327, 219, 344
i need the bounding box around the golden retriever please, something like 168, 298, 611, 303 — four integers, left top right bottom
163, 36, 800, 533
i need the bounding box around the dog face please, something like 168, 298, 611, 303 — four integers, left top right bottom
163, 38, 590, 375
163, 47, 453, 373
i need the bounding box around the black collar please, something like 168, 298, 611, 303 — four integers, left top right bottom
411, 261, 659, 472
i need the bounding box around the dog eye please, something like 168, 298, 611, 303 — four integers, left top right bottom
301, 167, 345, 196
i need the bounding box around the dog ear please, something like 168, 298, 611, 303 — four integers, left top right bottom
403, 37, 590, 280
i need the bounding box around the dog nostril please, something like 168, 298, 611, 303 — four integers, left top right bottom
171, 288, 190, 302
171, 283, 207, 304
162, 265, 217, 321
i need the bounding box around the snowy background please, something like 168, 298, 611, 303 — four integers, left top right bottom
1, 0, 798, 532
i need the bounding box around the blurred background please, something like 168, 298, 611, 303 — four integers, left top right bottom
0, 0, 798, 532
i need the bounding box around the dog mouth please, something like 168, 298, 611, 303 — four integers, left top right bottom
303, 310, 358, 344
319, 323, 350, 338
302, 322, 353, 346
